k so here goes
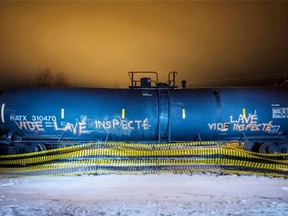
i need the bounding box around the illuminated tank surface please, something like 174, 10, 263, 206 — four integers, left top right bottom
0, 72, 287, 154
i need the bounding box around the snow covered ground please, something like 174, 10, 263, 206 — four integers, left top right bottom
0, 173, 287, 216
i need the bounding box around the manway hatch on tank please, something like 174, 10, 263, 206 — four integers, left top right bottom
128, 71, 178, 89
128, 71, 180, 142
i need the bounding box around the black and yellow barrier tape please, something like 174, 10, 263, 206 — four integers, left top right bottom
0, 142, 287, 178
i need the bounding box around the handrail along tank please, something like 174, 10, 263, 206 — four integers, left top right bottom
0, 71, 288, 154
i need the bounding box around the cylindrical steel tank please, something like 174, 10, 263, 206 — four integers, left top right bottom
169, 87, 288, 142
0, 88, 159, 141
0, 87, 288, 144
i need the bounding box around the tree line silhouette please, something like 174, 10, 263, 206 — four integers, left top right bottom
36, 68, 68, 87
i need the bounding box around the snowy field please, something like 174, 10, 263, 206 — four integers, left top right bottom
0, 173, 287, 216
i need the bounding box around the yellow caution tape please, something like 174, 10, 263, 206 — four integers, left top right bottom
0, 141, 287, 178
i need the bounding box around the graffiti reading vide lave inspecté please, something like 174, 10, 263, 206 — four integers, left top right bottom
208, 110, 281, 133
10, 114, 151, 135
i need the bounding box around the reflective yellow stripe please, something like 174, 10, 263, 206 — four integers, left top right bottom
182, 108, 186, 119
122, 108, 125, 119
242, 108, 246, 118
61, 108, 65, 119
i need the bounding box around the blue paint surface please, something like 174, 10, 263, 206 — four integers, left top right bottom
0, 87, 288, 143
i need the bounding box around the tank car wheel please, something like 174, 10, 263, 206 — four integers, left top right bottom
243, 142, 257, 152
34, 143, 46, 152
259, 142, 277, 154
276, 144, 288, 159
7, 131, 22, 143
278, 143, 288, 153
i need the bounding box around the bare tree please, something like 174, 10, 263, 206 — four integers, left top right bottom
36, 68, 53, 87
54, 72, 68, 87
36, 68, 68, 87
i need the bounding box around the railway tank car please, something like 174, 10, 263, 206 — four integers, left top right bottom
0, 71, 288, 154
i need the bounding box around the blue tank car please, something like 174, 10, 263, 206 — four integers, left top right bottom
0, 71, 288, 154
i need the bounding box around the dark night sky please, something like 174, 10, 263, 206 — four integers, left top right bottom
0, 1, 288, 91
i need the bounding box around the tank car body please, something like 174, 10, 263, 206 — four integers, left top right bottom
0, 72, 288, 154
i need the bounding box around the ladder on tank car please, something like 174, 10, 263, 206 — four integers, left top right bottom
158, 89, 171, 142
